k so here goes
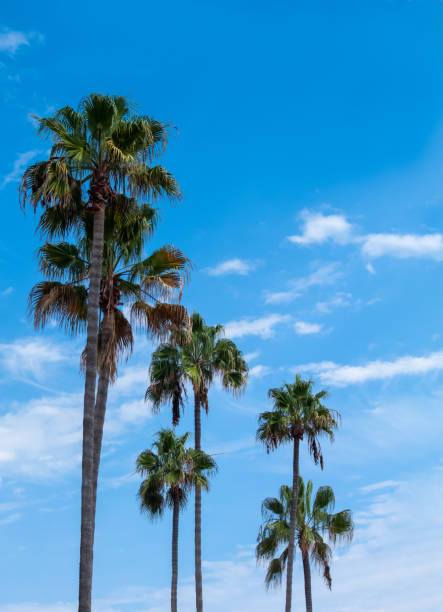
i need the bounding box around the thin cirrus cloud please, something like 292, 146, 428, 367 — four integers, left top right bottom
0, 29, 43, 54
288, 209, 443, 260
264, 262, 341, 305
293, 350, 443, 386
294, 321, 322, 335
205, 258, 256, 277
1, 150, 39, 190
224, 313, 291, 339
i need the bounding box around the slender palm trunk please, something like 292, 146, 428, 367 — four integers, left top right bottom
285, 437, 300, 612
171, 496, 180, 612
79, 205, 105, 612
91, 311, 114, 541
194, 392, 203, 612
302, 551, 313, 612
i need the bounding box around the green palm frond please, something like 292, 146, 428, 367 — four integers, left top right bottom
38, 242, 87, 281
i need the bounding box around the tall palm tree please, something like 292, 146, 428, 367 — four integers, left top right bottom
136, 429, 216, 612
29, 198, 189, 603
256, 479, 353, 612
21, 94, 180, 612
256, 375, 339, 612
146, 312, 248, 612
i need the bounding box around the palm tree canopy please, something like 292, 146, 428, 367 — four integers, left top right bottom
29, 198, 190, 379
256, 375, 340, 467
146, 312, 248, 424
20, 94, 181, 237
136, 429, 217, 518
256, 478, 353, 590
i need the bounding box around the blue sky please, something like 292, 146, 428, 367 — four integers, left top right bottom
1, 1, 443, 610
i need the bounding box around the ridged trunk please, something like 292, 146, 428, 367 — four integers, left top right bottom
194, 392, 203, 612
302, 551, 313, 612
171, 496, 180, 612
78, 204, 105, 612
285, 437, 300, 612
90, 311, 114, 543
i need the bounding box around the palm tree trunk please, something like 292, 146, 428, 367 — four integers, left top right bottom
285, 437, 300, 612
91, 311, 114, 544
194, 392, 203, 612
302, 551, 313, 612
171, 496, 180, 612
78, 204, 105, 612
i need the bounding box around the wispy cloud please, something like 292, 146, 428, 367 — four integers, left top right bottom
264, 263, 341, 304
288, 210, 443, 261
205, 258, 257, 277
249, 364, 272, 378
1, 150, 39, 189
293, 350, 443, 386
316, 292, 353, 313
224, 314, 291, 339
365, 263, 376, 274
0, 338, 69, 381
1, 286, 13, 296
294, 321, 322, 335
0, 30, 30, 54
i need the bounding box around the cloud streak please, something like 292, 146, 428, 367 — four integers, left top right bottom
224, 314, 291, 339
294, 350, 443, 386
205, 258, 256, 276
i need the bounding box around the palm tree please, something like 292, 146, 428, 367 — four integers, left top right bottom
146, 312, 248, 612
29, 198, 189, 605
136, 429, 216, 612
21, 94, 180, 612
256, 478, 353, 612
256, 375, 339, 612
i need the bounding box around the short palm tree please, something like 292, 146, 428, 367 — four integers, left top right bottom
136, 429, 216, 612
256, 375, 339, 612
29, 197, 190, 588
256, 478, 353, 612
146, 312, 248, 612
21, 94, 180, 612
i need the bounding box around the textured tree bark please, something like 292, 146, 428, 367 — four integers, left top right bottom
78, 205, 105, 612
194, 392, 203, 612
302, 551, 313, 612
285, 437, 300, 612
171, 497, 179, 612
90, 311, 114, 545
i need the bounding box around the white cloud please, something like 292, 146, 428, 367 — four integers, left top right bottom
0, 338, 69, 382
249, 365, 271, 378
205, 258, 256, 276
1, 286, 13, 296
365, 263, 376, 274
1, 150, 39, 189
293, 350, 443, 386
244, 351, 260, 362
316, 292, 353, 314
224, 314, 291, 339
116, 399, 152, 425
0, 512, 22, 525
288, 209, 443, 261
360, 480, 403, 493
288, 210, 354, 245
0, 31, 30, 54
0, 393, 83, 479
361, 233, 443, 260
111, 365, 148, 395
294, 321, 322, 335
264, 263, 341, 304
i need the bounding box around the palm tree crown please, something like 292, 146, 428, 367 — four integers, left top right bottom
136, 429, 217, 516
257, 479, 353, 591
29, 198, 190, 378
257, 374, 340, 468
146, 312, 248, 425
